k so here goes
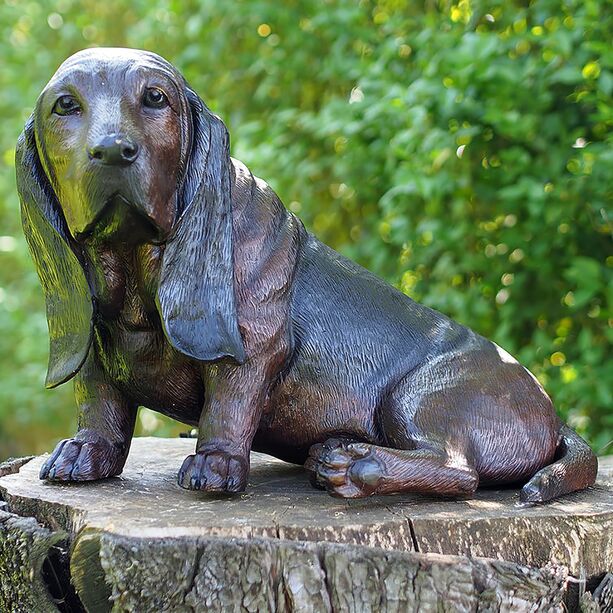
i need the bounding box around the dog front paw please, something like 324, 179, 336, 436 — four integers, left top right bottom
178, 449, 248, 493
306, 438, 383, 498
40, 437, 127, 482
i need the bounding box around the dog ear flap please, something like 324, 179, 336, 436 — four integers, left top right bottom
16, 116, 93, 389
157, 90, 246, 364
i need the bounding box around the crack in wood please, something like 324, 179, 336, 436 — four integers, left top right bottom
408, 518, 420, 553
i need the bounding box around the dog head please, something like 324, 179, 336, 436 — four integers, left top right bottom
16, 48, 245, 388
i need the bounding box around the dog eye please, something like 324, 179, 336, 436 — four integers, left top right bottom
143, 87, 169, 109
52, 95, 81, 116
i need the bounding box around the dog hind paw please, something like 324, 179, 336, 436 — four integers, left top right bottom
305, 438, 383, 498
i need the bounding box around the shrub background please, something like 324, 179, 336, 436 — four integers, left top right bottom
0, 0, 610, 459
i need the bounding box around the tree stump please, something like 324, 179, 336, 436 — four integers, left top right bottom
1, 437, 611, 612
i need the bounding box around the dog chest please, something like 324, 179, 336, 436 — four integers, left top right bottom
94, 322, 204, 422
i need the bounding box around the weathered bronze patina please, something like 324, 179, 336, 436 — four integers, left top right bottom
16, 48, 597, 501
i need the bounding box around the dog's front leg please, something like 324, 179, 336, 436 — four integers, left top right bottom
177, 360, 270, 493
39, 353, 137, 482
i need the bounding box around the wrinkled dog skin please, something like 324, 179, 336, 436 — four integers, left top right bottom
17, 48, 597, 501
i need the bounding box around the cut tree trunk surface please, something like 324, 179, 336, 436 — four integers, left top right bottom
0, 437, 611, 612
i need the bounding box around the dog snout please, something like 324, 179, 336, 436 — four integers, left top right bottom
88, 134, 140, 166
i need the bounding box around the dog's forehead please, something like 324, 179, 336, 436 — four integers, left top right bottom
45, 47, 182, 91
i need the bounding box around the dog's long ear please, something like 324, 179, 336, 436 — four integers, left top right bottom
157, 89, 246, 364
16, 116, 93, 389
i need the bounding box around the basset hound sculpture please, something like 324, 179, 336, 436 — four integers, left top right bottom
16, 48, 597, 502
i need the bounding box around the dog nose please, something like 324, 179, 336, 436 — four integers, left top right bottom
88, 134, 139, 166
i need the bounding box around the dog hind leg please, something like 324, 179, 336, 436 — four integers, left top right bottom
305, 437, 478, 498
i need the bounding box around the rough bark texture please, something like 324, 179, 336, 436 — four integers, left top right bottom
580, 574, 613, 613
0, 438, 611, 612
0, 456, 34, 478
75, 533, 569, 612
0, 508, 67, 612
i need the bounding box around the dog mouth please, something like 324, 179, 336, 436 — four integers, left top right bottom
74, 194, 166, 245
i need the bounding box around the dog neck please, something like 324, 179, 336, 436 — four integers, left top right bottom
83, 240, 163, 330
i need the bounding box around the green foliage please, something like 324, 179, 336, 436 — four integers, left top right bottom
0, 0, 610, 458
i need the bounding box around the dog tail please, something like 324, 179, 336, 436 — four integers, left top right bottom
520, 425, 598, 503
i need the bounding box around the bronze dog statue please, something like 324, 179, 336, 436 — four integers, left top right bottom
17, 48, 597, 502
